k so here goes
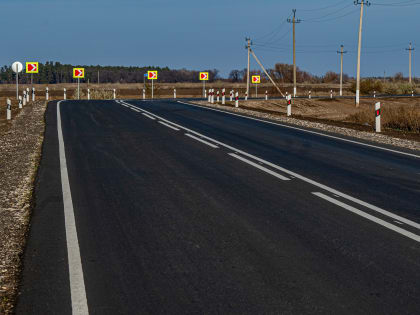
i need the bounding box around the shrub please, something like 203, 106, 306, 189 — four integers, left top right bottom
350, 79, 383, 94
383, 83, 417, 95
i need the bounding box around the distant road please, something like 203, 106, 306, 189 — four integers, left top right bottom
17, 99, 420, 314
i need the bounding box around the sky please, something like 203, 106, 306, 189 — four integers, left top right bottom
0, 0, 419, 78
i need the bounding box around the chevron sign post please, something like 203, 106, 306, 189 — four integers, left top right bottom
148, 71, 158, 99
26, 62, 39, 74
200, 72, 209, 97
252, 75, 261, 98
73, 68, 85, 100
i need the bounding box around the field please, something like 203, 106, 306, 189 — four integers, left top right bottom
1, 83, 419, 141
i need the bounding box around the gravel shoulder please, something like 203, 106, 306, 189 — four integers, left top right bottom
0, 101, 47, 314
191, 100, 420, 151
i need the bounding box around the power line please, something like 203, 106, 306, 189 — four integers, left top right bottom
298, 0, 349, 12
302, 3, 354, 21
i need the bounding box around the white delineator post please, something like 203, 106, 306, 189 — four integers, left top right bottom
222, 88, 226, 105
7, 99, 11, 120
26, 88, 30, 103
287, 95, 292, 117
211, 89, 215, 104
265, 90, 268, 101
32, 88, 35, 102
245, 91, 248, 101
235, 92, 239, 108
285, 91, 288, 99
330, 90, 333, 99
46, 87, 49, 101
375, 102, 381, 133
113, 89, 116, 100
23, 92, 26, 106
216, 91, 220, 103
19, 96, 22, 109
88, 89, 91, 100
64, 88, 67, 100
412, 90, 414, 97
207, 90, 211, 102
374, 91, 376, 98
309, 90, 311, 99
143, 89, 146, 100
230, 90, 233, 102
174, 89, 176, 99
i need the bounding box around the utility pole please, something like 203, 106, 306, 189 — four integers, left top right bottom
288, 9, 301, 97
337, 45, 347, 96
406, 42, 415, 84
98, 70, 100, 84
354, 0, 370, 107
245, 37, 251, 100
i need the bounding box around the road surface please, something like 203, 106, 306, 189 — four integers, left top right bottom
17, 99, 420, 314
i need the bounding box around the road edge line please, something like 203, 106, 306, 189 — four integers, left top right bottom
57, 101, 89, 315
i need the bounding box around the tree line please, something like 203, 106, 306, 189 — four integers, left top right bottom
2, 61, 412, 85
0, 62, 220, 84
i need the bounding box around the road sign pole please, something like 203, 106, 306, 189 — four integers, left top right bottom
78, 78, 80, 100
203, 81, 205, 97
152, 79, 154, 99
16, 71, 19, 101
255, 84, 258, 98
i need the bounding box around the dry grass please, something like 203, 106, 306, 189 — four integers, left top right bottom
348, 104, 420, 132
76, 89, 115, 100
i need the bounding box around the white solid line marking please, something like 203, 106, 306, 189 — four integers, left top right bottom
159, 121, 180, 131
185, 134, 219, 148
131, 108, 141, 112
176, 101, 420, 159
229, 153, 290, 181
121, 100, 420, 233
142, 113, 156, 120
313, 192, 420, 243
57, 101, 89, 315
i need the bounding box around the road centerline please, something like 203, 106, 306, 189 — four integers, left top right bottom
229, 153, 290, 181
142, 113, 156, 120
185, 133, 219, 148
159, 121, 180, 131
312, 192, 420, 243
176, 100, 420, 160
121, 100, 420, 233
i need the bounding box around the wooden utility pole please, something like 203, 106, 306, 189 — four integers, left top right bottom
354, 0, 370, 107
246, 38, 251, 100
406, 43, 415, 84
337, 45, 347, 96
288, 9, 301, 97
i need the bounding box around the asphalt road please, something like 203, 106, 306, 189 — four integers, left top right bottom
17, 99, 420, 314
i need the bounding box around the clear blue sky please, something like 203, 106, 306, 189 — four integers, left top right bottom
1, 0, 419, 78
